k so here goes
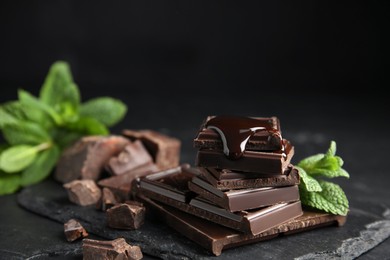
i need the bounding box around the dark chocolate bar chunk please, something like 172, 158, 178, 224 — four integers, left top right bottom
194, 116, 282, 151
188, 180, 300, 212
98, 163, 159, 201
63, 180, 102, 206
96, 187, 118, 211
106, 140, 153, 176
139, 195, 346, 256
55, 135, 130, 183
106, 201, 145, 230
82, 238, 143, 260
199, 165, 300, 190
64, 219, 88, 242
122, 129, 181, 170
136, 166, 302, 234
195, 139, 294, 174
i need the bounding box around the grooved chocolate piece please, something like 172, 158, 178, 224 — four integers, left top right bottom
64, 219, 88, 242
97, 187, 119, 211
106, 201, 145, 230
106, 140, 153, 176
55, 135, 130, 183
63, 180, 102, 206
140, 195, 346, 256
188, 180, 300, 212
194, 116, 282, 151
98, 163, 159, 201
137, 166, 302, 234
195, 139, 294, 174
199, 165, 300, 190
82, 238, 143, 260
122, 129, 181, 171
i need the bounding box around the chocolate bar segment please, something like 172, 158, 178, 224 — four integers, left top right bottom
188, 180, 300, 212
194, 116, 282, 151
199, 165, 300, 190
196, 139, 294, 174
139, 195, 346, 256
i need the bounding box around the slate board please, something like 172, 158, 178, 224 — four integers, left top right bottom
17, 179, 390, 259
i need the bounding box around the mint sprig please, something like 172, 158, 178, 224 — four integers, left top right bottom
297, 140, 349, 216
0, 61, 128, 195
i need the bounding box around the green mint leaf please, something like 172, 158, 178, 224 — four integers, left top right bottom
51, 128, 82, 150
0, 145, 38, 173
296, 166, 322, 192
1, 101, 27, 121
300, 180, 349, 216
65, 116, 109, 136
18, 89, 63, 125
308, 167, 350, 179
2, 121, 51, 145
326, 140, 337, 156
21, 145, 60, 186
297, 153, 324, 171
39, 61, 80, 119
0, 106, 20, 128
80, 97, 127, 127
0, 172, 21, 195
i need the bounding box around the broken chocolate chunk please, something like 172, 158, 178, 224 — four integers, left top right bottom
106, 140, 153, 176
122, 129, 181, 170
55, 135, 130, 183
64, 218, 88, 242
63, 180, 102, 206
82, 238, 143, 260
106, 201, 145, 230
97, 187, 119, 211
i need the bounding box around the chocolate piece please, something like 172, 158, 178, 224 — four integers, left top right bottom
122, 129, 181, 170
97, 187, 119, 211
106, 140, 153, 176
64, 219, 88, 242
199, 165, 300, 190
63, 180, 102, 206
188, 180, 300, 212
196, 139, 294, 174
98, 163, 159, 201
194, 116, 282, 151
140, 195, 346, 256
106, 201, 145, 230
82, 238, 143, 260
55, 135, 130, 183
137, 166, 302, 234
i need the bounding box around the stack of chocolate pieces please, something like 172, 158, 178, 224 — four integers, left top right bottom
190, 115, 303, 233
135, 116, 347, 256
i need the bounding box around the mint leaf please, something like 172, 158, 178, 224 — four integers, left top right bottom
297, 153, 324, 172
0, 106, 19, 128
21, 145, 60, 186
0, 145, 38, 173
39, 61, 80, 120
2, 121, 51, 145
300, 180, 349, 216
0, 172, 21, 195
308, 167, 350, 178
65, 116, 109, 135
326, 140, 337, 156
296, 166, 322, 192
80, 97, 127, 127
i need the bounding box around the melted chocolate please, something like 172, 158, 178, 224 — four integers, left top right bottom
206, 115, 279, 160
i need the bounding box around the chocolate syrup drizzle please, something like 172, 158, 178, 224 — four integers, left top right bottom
206, 115, 282, 160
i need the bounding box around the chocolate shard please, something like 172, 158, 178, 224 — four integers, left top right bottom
199, 165, 300, 190
122, 129, 181, 171
194, 116, 282, 151
98, 163, 159, 201
64, 218, 88, 242
97, 187, 119, 211
196, 139, 294, 175
106, 201, 146, 230
55, 135, 131, 183
106, 140, 153, 176
63, 180, 102, 206
139, 195, 346, 256
82, 238, 143, 260
189, 179, 300, 212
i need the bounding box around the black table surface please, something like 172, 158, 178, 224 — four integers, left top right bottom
1, 95, 389, 259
